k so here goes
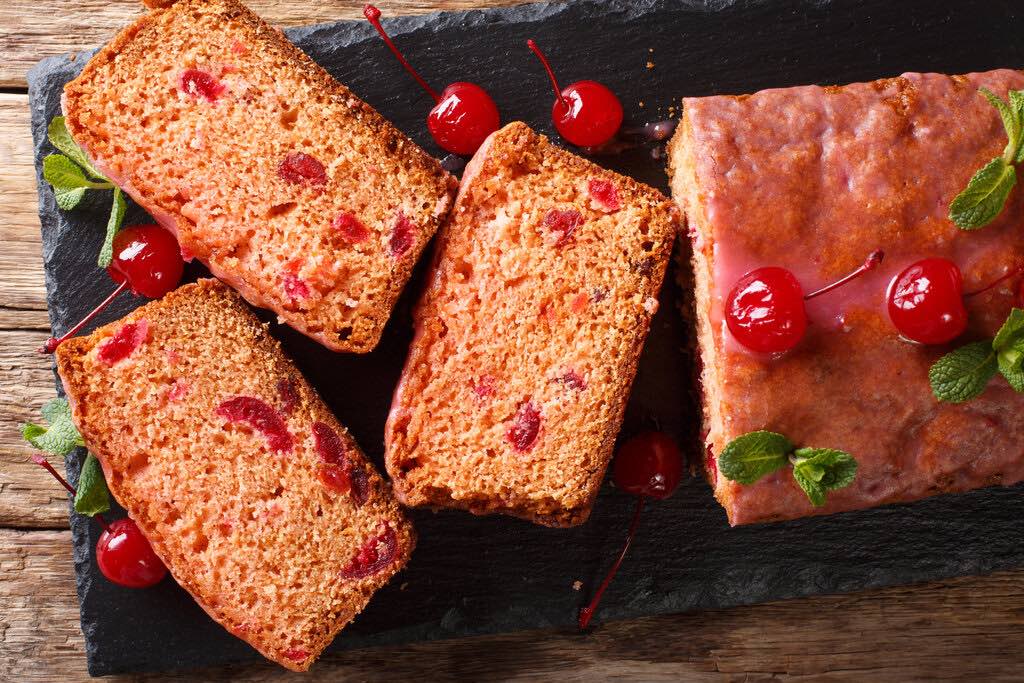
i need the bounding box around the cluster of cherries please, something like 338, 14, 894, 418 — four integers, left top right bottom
364, 4, 623, 155
726, 251, 1023, 354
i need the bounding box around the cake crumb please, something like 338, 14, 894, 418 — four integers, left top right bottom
639, 101, 645, 109
572, 580, 583, 591
646, 61, 655, 69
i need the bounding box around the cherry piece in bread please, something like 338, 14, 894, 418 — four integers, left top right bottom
364, 4, 500, 156
726, 249, 884, 354
578, 432, 683, 630
526, 39, 623, 148
40, 225, 184, 353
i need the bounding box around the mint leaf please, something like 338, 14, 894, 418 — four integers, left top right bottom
792, 448, 857, 491
43, 154, 110, 192
47, 116, 106, 180
73, 453, 111, 517
949, 157, 1016, 230
718, 430, 793, 484
993, 308, 1024, 352
1009, 90, 1024, 162
22, 398, 84, 456
981, 88, 1022, 160
1001, 361, 1024, 392
791, 466, 826, 506
98, 188, 127, 268
53, 186, 87, 211
929, 341, 998, 403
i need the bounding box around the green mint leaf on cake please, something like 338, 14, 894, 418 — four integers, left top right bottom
994, 309, 1024, 387
98, 188, 127, 268
949, 157, 1016, 230
929, 340, 998, 402
949, 89, 1024, 230
790, 448, 857, 507
717, 430, 793, 484
74, 453, 111, 517
47, 116, 107, 181
21, 398, 84, 456
719, 432, 857, 506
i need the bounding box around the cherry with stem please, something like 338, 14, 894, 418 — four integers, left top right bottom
526, 39, 623, 149
39, 225, 184, 354
578, 431, 683, 631
726, 249, 885, 354
32, 452, 167, 588
364, 5, 500, 156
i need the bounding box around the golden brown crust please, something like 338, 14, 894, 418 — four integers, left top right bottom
63, 0, 456, 354
386, 122, 679, 527
56, 280, 415, 671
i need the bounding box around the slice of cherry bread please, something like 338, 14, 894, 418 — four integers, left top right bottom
385, 122, 679, 527
55, 279, 415, 672
62, 0, 455, 353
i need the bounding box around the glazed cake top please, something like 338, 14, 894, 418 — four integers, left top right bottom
675, 69, 1024, 524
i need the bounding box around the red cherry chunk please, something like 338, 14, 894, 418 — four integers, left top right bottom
281, 272, 310, 301
179, 68, 225, 103
428, 82, 501, 156
554, 370, 587, 391
277, 378, 299, 415
506, 400, 541, 452
216, 396, 293, 453
612, 431, 683, 500
705, 443, 717, 486
472, 375, 497, 400
543, 208, 583, 247
887, 258, 968, 345
312, 422, 369, 505
726, 266, 808, 354
587, 179, 621, 213
333, 212, 370, 244
96, 518, 168, 588
282, 648, 310, 663
278, 153, 327, 186
553, 80, 624, 148
340, 522, 398, 579
107, 225, 185, 299
390, 213, 416, 258
98, 319, 149, 366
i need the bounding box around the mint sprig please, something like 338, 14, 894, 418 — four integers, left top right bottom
42, 116, 126, 267
22, 398, 110, 517
949, 88, 1024, 230
717, 430, 857, 507
930, 307, 1024, 402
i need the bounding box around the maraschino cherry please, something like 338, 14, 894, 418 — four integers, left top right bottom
887, 258, 1024, 345
578, 431, 683, 630
40, 225, 184, 353
526, 39, 623, 148
31, 454, 167, 588
726, 250, 884, 354
364, 4, 499, 156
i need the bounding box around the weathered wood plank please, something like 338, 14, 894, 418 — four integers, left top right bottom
3, 528, 1024, 682
0, 331, 67, 529
0, 0, 530, 90
0, 95, 48, 321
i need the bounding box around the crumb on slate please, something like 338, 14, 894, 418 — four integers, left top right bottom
572, 580, 583, 591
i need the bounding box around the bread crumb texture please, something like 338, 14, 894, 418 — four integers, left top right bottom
386, 122, 678, 527
56, 279, 415, 671
63, 0, 455, 353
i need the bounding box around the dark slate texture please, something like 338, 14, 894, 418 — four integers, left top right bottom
25, 0, 1024, 675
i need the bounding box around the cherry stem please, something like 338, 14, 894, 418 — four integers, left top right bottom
804, 249, 885, 301
31, 454, 110, 532
363, 4, 440, 103
39, 279, 130, 354
965, 264, 1024, 298
526, 39, 568, 110
578, 495, 645, 631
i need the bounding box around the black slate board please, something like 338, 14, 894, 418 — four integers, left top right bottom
26, 0, 1024, 675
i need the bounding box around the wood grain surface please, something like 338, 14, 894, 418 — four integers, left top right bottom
1, 1, 1023, 681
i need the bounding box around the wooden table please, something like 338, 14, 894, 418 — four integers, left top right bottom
1, 1, 1022, 680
